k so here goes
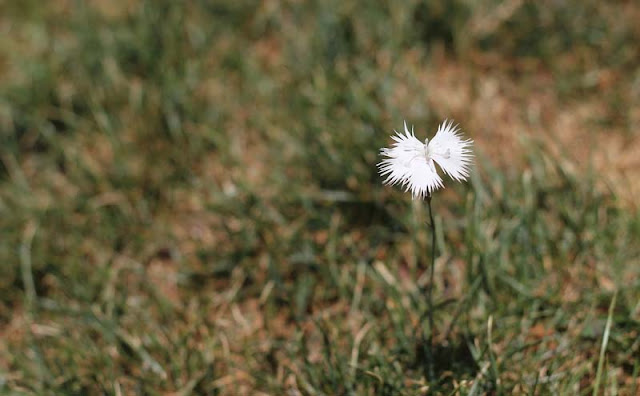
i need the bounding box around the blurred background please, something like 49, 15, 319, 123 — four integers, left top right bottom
1, 0, 639, 394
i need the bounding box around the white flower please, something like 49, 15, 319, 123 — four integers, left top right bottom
378, 120, 473, 199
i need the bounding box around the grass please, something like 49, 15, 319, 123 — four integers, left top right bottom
1, 0, 639, 394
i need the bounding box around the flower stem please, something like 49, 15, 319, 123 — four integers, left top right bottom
426, 196, 436, 381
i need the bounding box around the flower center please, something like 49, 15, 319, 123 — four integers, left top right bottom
423, 138, 431, 160
424, 138, 451, 160
402, 140, 452, 168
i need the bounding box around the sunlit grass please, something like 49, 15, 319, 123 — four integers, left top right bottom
1, 1, 639, 394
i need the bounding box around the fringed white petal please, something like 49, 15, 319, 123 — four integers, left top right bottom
378, 122, 444, 198
405, 158, 443, 199
427, 119, 473, 182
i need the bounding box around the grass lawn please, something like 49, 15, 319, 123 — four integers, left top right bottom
1, 1, 639, 394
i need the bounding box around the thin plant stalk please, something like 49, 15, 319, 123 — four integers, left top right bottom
426, 195, 436, 381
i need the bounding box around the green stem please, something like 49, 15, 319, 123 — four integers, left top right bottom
426, 196, 436, 381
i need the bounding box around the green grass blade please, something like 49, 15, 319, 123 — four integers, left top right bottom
592, 291, 617, 396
